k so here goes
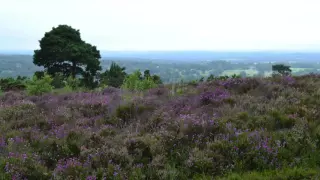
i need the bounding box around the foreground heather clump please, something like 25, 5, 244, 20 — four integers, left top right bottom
1, 75, 320, 179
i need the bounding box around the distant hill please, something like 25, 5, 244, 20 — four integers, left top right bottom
100, 51, 320, 63
1, 51, 320, 83
1, 50, 320, 63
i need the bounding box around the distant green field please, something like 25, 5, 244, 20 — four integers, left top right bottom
291, 68, 312, 73
221, 69, 258, 76
200, 71, 210, 77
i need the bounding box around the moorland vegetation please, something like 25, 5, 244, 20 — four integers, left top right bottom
1, 25, 320, 179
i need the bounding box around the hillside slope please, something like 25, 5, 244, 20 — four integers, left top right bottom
1, 75, 320, 179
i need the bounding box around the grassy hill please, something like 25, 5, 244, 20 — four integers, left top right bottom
1, 75, 320, 179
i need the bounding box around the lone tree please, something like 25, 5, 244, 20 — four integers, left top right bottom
272, 64, 292, 76
33, 25, 102, 79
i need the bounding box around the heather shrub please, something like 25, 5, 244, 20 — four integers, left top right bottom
0, 153, 51, 179
113, 100, 154, 126
0, 91, 25, 105
220, 78, 262, 94
101, 86, 120, 95
126, 138, 153, 165
268, 110, 296, 130
199, 88, 230, 106
53, 157, 90, 179
147, 86, 168, 97
98, 125, 116, 137
1, 75, 320, 179
26, 73, 53, 95
0, 104, 46, 129
114, 103, 136, 124
219, 167, 319, 180
186, 146, 232, 176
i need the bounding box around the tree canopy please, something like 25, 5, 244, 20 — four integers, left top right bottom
33, 25, 102, 79
272, 64, 292, 76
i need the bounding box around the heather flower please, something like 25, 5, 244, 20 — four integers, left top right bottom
50, 124, 68, 139
135, 163, 144, 168
199, 88, 230, 105
282, 76, 295, 85
0, 136, 6, 147
9, 136, 25, 144
7, 152, 28, 161
86, 175, 97, 180
55, 158, 83, 173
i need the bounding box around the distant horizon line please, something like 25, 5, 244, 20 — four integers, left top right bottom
1, 49, 320, 54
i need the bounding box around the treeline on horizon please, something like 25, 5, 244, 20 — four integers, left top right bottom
1, 54, 320, 84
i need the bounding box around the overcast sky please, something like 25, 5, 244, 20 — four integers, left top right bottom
0, 0, 320, 51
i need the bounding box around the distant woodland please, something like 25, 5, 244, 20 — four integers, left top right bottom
1, 54, 320, 83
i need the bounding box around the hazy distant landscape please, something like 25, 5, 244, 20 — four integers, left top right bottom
3, 50, 320, 62
1, 51, 320, 83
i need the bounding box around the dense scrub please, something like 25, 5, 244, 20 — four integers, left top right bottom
1, 75, 320, 179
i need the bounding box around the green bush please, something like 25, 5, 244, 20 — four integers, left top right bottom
26, 73, 53, 95
122, 70, 158, 91
137, 77, 157, 91
51, 72, 66, 89
0, 77, 26, 91
66, 76, 81, 91
122, 71, 141, 91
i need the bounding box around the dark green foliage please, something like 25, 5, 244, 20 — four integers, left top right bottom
0, 155, 51, 179
115, 103, 136, 124
143, 69, 163, 85
269, 110, 296, 130
126, 138, 153, 165
144, 70, 151, 79
34, 71, 45, 79
100, 62, 127, 88
122, 70, 159, 91
207, 74, 215, 82
151, 74, 163, 84
272, 64, 292, 76
0, 77, 26, 91
231, 74, 241, 78
33, 24, 102, 79
80, 71, 99, 89
51, 72, 66, 89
